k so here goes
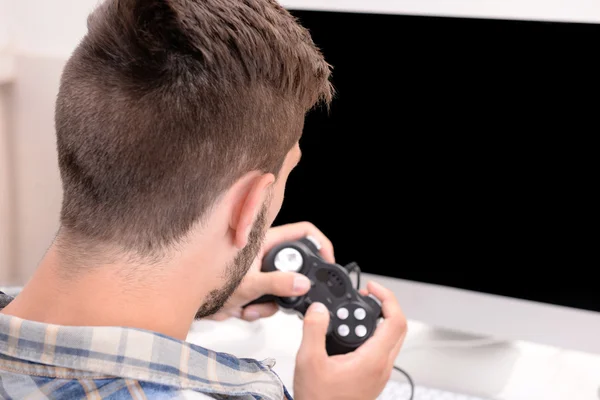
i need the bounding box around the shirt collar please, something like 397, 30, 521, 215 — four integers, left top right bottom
0, 296, 285, 400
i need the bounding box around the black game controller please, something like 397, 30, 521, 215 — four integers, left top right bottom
247, 237, 383, 355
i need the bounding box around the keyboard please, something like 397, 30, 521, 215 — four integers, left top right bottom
378, 380, 493, 400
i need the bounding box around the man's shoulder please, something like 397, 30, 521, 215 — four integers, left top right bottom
0, 299, 289, 400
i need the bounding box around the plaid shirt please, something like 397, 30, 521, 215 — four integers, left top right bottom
0, 292, 292, 400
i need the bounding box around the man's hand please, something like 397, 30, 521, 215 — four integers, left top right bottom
208, 222, 335, 322
294, 280, 407, 400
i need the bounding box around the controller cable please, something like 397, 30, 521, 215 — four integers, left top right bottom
393, 365, 415, 400
344, 262, 415, 400
343, 262, 361, 290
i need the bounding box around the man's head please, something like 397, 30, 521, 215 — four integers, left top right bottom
53, 0, 332, 315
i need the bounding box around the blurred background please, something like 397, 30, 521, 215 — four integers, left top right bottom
1, 1, 95, 285
1, 0, 599, 293
0, 1, 115, 285
1, 3, 600, 398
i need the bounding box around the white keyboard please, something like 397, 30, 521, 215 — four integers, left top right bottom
378, 380, 493, 400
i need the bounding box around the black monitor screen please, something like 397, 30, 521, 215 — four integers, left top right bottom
273, 9, 599, 312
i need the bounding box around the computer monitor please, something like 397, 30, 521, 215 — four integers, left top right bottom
272, 5, 600, 353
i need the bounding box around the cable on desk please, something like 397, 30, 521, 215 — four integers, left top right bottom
393, 365, 415, 400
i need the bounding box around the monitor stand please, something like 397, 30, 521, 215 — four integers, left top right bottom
395, 320, 520, 398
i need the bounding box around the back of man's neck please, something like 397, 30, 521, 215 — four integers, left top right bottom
1, 245, 201, 340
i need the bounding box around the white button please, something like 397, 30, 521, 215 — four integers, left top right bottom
354, 308, 366, 320
336, 307, 349, 320
355, 325, 368, 337
337, 324, 350, 337
274, 248, 303, 272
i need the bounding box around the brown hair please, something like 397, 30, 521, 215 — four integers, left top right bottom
54, 0, 332, 256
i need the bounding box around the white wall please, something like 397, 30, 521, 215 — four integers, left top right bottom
0, 0, 14, 283
0, 0, 598, 285
0, 79, 11, 283
0, 0, 99, 285
9, 56, 66, 284
0, 0, 10, 51
11, 0, 99, 58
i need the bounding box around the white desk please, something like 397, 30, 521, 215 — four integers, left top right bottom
187, 304, 600, 399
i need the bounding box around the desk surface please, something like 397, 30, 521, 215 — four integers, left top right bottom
359, 273, 600, 356
187, 310, 600, 400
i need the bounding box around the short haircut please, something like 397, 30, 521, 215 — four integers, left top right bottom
55, 0, 332, 255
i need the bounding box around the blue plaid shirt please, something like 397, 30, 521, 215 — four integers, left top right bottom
0, 292, 292, 399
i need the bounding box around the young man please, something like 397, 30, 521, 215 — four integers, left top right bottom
0, 0, 407, 399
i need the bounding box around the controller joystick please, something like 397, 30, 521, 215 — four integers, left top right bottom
248, 237, 383, 355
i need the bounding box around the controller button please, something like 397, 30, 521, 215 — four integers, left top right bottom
336, 307, 349, 320
282, 296, 298, 304
346, 293, 352, 299
306, 235, 322, 250
354, 308, 367, 321
355, 325, 368, 338
337, 324, 350, 337
274, 248, 304, 272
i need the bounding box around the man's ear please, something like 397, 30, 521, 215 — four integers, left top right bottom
230, 172, 275, 249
